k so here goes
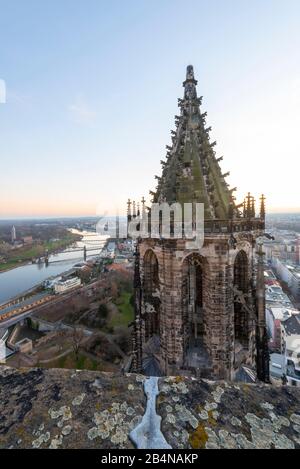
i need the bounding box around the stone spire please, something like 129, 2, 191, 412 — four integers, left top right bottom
153, 65, 234, 220
260, 194, 266, 220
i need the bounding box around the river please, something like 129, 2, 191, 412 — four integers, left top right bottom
0, 230, 108, 305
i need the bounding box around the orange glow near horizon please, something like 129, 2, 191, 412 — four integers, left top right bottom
1, 197, 300, 219
0, 199, 98, 218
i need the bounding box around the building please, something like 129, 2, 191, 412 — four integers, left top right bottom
265, 282, 293, 308
130, 66, 268, 381
264, 231, 300, 265
273, 258, 300, 300
281, 314, 300, 354
279, 314, 300, 387
11, 225, 16, 244
285, 334, 300, 387
22, 236, 33, 245
297, 236, 300, 265
266, 306, 298, 351
269, 353, 286, 383
54, 277, 81, 294
15, 338, 33, 354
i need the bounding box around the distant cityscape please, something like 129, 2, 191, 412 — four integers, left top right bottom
264, 217, 300, 386
0, 216, 135, 374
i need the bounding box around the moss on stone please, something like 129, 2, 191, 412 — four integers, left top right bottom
189, 423, 209, 449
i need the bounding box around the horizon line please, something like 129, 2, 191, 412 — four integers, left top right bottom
1, 211, 300, 222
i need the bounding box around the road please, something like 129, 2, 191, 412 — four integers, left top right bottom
0, 278, 106, 329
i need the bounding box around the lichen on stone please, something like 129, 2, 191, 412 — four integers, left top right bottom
260, 402, 274, 411
244, 412, 295, 449
166, 414, 176, 424
62, 425, 72, 436
293, 424, 300, 434
204, 402, 218, 412
198, 410, 209, 420
48, 405, 72, 422
174, 403, 199, 429
72, 393, 86, 406
230, 416, 242, 427
218, 429, 238, 449
135, 374, 146, 383
49, 434, 63, 449
290, 413, 300, 426
87, 400, 142, 447
204, 427, 220, 449
126, 406, 135, 416
233, 433, 255, 449
1, 367, 300, 450
32, 432, 50, 449
211, 386, 224, 403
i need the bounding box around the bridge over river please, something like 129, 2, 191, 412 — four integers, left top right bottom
0, 231, 108, 305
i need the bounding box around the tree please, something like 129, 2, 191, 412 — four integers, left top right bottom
114, 326, 131, 354
0, 242, 10, 257
98, 303, 109, 319
70, 327, 84, 362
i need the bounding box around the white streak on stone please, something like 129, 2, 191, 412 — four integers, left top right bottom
130, 377, 172, 449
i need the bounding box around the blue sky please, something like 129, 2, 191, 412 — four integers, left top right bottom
0, 0, 300, 217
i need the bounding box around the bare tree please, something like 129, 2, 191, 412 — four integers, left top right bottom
70, 326, 84, 362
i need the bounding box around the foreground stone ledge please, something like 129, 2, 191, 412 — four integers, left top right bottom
0, 366, 299, 449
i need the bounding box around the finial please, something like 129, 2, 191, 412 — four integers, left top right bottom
186, 65, 195, 81
183, 65, 198, 98
251, 196, 256, 218
260, 194, 266, 219
243, 199, 246, 218
127, 199, 132, 216
244, 193, 252, 218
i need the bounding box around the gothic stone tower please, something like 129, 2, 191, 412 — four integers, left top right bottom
131, 66, 269, 382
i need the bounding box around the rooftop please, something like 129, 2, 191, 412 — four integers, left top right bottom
283, 315, 300, 336
268, 307, 299, 322
285, 334, 300, 354
269, 353, 285, 379
266, 291, 292, 307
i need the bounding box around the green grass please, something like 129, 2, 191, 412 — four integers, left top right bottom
109, 292, 134, 328
0, 260, 21, 271
76, 354, 86, 370
58, 355, 67, 368
39, 352, 113, 372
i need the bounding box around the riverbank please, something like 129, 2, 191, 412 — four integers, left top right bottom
0, 230, 108, 305
0, 232, 81, 274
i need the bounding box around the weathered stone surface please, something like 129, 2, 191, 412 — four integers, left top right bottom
0, 366, 146, 449
158, 376, 300, 449
0, 366, 300, 449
